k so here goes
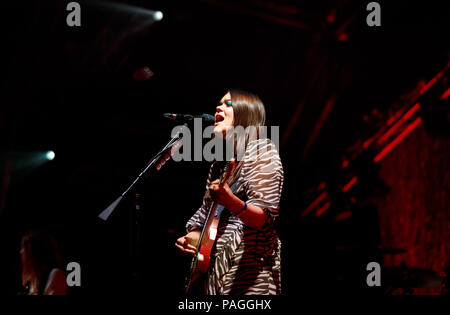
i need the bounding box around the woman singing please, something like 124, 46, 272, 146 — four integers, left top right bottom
175, 89, 284, 295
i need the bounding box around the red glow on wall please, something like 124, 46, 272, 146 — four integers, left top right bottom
376, 123, 450, 294
335, 210, 352, 221
374, 117, 422, 163
315, 201, 331, 218
419, 62, 447, 95
342, 176, 358, 193
376, 103, 421, 146
337, 32, 349, 42
440, 88, 450, 100
301, 191, 329, 217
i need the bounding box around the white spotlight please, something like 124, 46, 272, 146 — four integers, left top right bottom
46, 151, 55, 161
154, 11, 163, 21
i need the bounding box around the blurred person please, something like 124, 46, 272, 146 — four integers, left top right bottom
19, 229, 67, 295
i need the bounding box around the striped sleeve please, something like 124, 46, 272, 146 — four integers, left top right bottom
242, 139, 284, 228
186, 163, 215, 233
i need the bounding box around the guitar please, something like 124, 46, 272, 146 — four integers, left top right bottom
185, 158, 236, 294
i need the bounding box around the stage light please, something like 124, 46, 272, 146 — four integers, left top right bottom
154, 11, 163, 21
46, 151, 55, 161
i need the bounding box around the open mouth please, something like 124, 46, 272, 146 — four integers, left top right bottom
215, 115, 225, 123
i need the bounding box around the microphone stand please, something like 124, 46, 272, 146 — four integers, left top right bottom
98, 131, 183, 221
98, 129, 184, 288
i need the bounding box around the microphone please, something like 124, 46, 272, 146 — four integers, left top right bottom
163, 113, 215, 124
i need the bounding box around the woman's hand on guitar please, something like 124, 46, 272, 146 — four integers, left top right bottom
175, 230, 200, 257
209, 179, 243, 212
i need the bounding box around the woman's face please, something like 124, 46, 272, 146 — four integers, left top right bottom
214, 92, 234, 137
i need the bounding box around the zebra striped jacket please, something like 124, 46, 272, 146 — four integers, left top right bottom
186, 138, 284, 295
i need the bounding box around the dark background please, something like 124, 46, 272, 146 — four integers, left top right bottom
0, 0, 448, 298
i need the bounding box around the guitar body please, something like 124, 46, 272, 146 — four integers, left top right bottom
185, 214, 219, 294
185, 159, 236, 294
195, 215, 220, 274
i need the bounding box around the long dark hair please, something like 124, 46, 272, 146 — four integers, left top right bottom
20, 229, 63, 295
230, 89, 266, 129
228, 89, 267, 159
